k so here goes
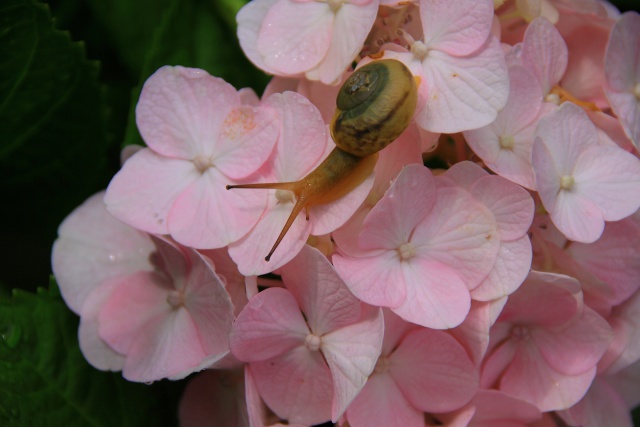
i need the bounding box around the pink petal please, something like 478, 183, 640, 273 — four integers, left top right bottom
606, 85, 640, 150
167, 167, 267, 248
572, 144, 640, 221
182, 250, 235, 357
213, 105, 279, 180
359, 165, 436, 251
380, 309, 420, 356
280, 245, 361, 335
228, 196, 311, 276
449, 301, 492, 367
250, 347, 333, 425
420, 0, 494, 56
497, 271, 581, 328
321, 305, 384, 421
237, 0, 284, 75
230, 287, 309, 362
533, 101, 598, 173
470, 175, 535, 240
499, 342, 597, 411
333, 249, 408, 308
390, 329, 479, 413
306, 2, 378, 84
263, 91, 327, 182
100, 271, 226, 382
534, 306, 612, 376
245, 365, 267, 427
346, 373, 423, 427
417, 36, 509, 133
390, 259, 471, 329
136, 66, 240, 159
558, 376, 633, 427
470, 236, 533, 301
78, 278, 126, 371
468, 389, 542, 424
52, 191, 155, 314
521, 17, 568, 95
257, 0, 332, 74
412, 186, 500, 290
104, 148, 196, 235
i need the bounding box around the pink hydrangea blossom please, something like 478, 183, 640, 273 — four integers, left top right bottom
532, 101, 640, 243
333, 164, 500, 329
104, 66, 279, 249
229, 245, 384, 425
382, 0, 509, 133
437, 161, 534, 301
481, 271, 612, 411
53, 192, 236, 382
345, 310, 479, 427
237, 0, 379, 85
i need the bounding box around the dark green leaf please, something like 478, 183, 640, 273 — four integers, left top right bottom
0, 0, 114, 290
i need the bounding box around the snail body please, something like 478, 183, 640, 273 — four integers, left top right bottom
227, 59, 418, 261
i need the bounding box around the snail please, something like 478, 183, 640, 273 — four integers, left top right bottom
227, 59, 418, 261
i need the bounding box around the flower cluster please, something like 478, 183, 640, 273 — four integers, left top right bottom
52, 0, 640, 426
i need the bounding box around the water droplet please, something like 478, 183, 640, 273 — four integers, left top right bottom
1, 323, 22, 349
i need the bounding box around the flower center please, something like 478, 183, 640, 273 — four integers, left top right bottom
560, 175, 574, 190
544, 93, 561, 105
635, 83, 640, 101
193, 155, 213, 173
374, 356, 391, 374
499, 135, 515, 150
411, 41, 429, 60
398, 242, 415, 260
275, 189, 295, 204
305, 334, 322, 352
510, 325, 531, 341
166, 290, 184, 309
327, 0, 343, 12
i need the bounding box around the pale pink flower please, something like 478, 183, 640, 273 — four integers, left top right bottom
481, 271, 612, 411
532, 101, 640, 243
237, 0, 379, 85
104, 66, 279, 249
228, 91, 373, 275
464, 65, 544, 190
52, 191, 155, 315
229, 245, 384, 425
604, 11, 640, 147
437, 162, 534, 301
456, 390, 542, 426
53, 192, 235, 382
381, 0, 509, 133
345, 310, 479, 427
333, 164, 500, 329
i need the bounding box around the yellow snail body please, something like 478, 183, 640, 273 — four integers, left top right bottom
227, 59, 418, 261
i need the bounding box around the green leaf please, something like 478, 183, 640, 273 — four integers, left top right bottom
0, 0, 114, 290
0, 281, 181, 426
122, 0, 269, 147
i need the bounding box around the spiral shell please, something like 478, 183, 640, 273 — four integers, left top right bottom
330, 59, 418, 157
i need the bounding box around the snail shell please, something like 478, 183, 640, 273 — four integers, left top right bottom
330, 59, 418, 157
